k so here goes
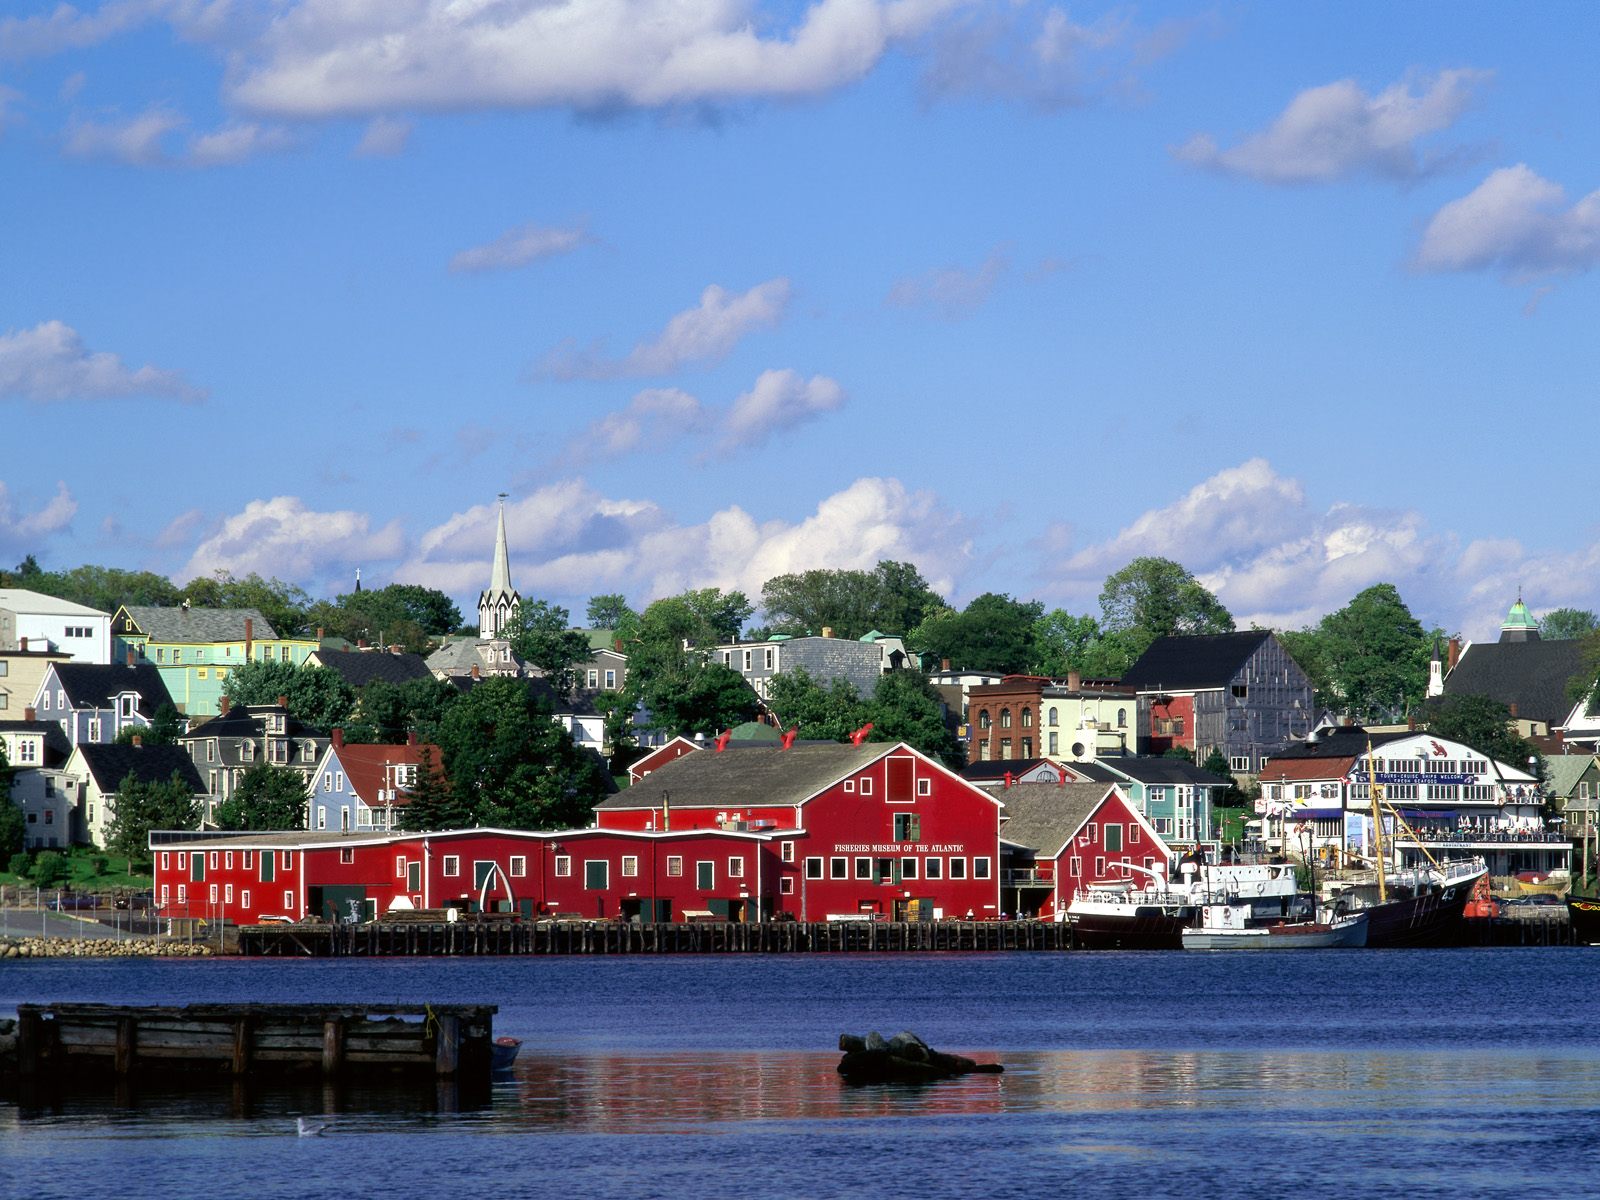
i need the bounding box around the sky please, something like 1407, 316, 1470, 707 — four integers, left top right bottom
1, 1, 1596, 643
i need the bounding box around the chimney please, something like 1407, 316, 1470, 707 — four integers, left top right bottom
941, 658, 950, 672
821, 626, 834, 639
24, 706, 35, 722
220, 696, 231, 716
1407, 713, 1416, 731
19, 637, 26, 651
332, 727, 344, 748
471, 664, 481, 680
131, 734, 143, 748
407, 731, 418, 747
126, 648, 135, 668
1447, 637, 1461, 672
1342, 715, 1353, 727
358, 638, 368, 649
277, 694, 289, 709
1509, 701, 1519, 719
244, 617, 253, 658
316, 627, 325, 640
1067, 670, 1082, 692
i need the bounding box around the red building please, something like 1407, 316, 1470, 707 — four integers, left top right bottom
626, 735, 700, 784
598, 741, 1004, 921
996, 781, 1171, 919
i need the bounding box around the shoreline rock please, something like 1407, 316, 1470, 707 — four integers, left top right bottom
0, 936, 212, 959
837, 1030, 1003, 1084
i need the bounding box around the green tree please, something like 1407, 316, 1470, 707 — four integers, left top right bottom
1427, 693, 1544, 781
1276, 627, 1333, 707
343, 676, 460, 745
863, 670, 962, 767
114, 702, 185, 746
214, 763, 309, 831
106, 771, 199, 860
585, 594, 640, 644
6, 563, 183, 612
1200, 747, 1248, 807
399, 744, 472, 831
222, 660, 356, 729
503, 599, 591, 695
1541, 608, 1600, 641
759, 560, 946, 641
767, 668, 870, 742
181, 570, 312, 639
627, 588, 757, 735
638, 663, 761, 736
432, 677, 612, 829
1315, 584, 1432, 721
31, 851, 71, 888
910, 593, 1042, 675
1098, 557, 1234, 663
0, 741, 22, 863
306, 582, 462, 652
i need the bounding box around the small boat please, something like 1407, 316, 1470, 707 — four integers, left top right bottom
1181, 902, 1368, 951
1065, 859, 1306, 950
1568, 895, 1600, 946
490, 1036, 522, 1072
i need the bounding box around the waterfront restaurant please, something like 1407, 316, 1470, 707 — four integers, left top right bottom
1257, 727, 1566, 880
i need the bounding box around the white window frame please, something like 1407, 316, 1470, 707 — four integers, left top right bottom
553, 855, 571, 878
443, 855, 461, 877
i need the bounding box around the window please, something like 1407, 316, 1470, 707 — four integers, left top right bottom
88, 717, 102, 741
1117, 709, 1127, 728
666, 856, 684, 877
973, 857, 991, 880
225, 851, 234, 869
283, 890, 294, 909
854, 857, 872, 879
510, 856, 527, 878
197, 668, 208, 680
780, 877, 794, 895
209, 884, 218, 903
901, 857, 918, 880
1069, 856, 1082, 877
1148, 787, 1166, 806
1095, 856, 1106, 875
177, 885, 186, 903
1000, 708, 1012, 728
1021, 738, 1033, 758
584, 861, 608, 890
1021, 707, 1032, 728
948, 857, 966, 880
743, 650, 752, 670
925, 858, 942, 880
806, 857, 823, 879
781, 841, 795, 862
1000, 738, 1011, 758
696, 861, 714, 889
280, 852, 293, 870
241, 890, 251, 909
317, 807, 327, 830
1229, 755, 1251, 771
843, 780, 855, 793
763, 648, 773, 670
978, 709, 990, 729
161, 852, 170, 870
1105, 825, 1123, 852
917, 778, 931, 797
894, 813, 922, 842
553, 855, 571, 877
1049, 732, 1059, 755
443, 855, 461, 877
830, 857, 847, 879
43, 810, 52, 824
621, 856, 639, 877
225, 884, 234, 903
335, 773, 344, 792
1231, 685, 1248, 699
209, 852, 219, 869
728, 857, 744, 878
604, 669, 616, 688
859, 777, 874, 796
1048, 707, 1058, 727
340, 848, 354, 864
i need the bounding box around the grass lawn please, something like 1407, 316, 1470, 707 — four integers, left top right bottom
1, 847, 153, 892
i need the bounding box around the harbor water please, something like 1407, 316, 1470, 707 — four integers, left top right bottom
4, 948, 1600, 1199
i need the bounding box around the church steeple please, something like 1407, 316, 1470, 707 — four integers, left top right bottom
1499, 590, 1540, 644
478, 494, 520, 638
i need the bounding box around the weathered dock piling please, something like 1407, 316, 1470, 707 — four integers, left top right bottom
5, 1003, 497, 1084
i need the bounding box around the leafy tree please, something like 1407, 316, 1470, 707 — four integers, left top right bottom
1314, 584, 1432, 721
214, 763, 309, 831
31, 851, 71, 889
113, 702, 185, 746
627, 588, 757, 735
222, 660, 356, 729
910, 593, 1042, 675
306, 583, 461, 652
343, 676, 461, 745
591, 689, 638, 758
759, 561, 946, 641
106, 771, 199, 860
0, 741, 23, 862
432, 677, 612, 829
585, 594, 640, 644
1098, 557, 1233, 663
1427, 693, 1544, 781
1200, 747, 1248, 807
1029, 610, 1143, 679
399, 745, 472, 831
181, 570, 312, 639
503, 599, 591, 695
639, 663, 761, 736
3, 563, 182, 612
767, 668, 870, 743
1541, 608, 1600, 641
1276, 627, 1333, 706
864, 670, 962, 767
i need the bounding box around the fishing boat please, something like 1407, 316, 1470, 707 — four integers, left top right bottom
1181, 903, 1368, 951
491, 1036, 522, 1072
1066, 859, 1306, 950
1568, 895, 1600, 945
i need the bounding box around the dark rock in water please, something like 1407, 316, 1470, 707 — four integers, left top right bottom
836, 1030, 1002, 1084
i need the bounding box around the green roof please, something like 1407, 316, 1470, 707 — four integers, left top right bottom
1502, 599, 1538, 632
728, 721, 780, 742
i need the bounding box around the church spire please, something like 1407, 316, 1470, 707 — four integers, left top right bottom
489, 493, 512, 598
478, 493, 520, 638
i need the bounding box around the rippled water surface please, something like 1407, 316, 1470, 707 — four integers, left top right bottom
5, 949, 1599, 1199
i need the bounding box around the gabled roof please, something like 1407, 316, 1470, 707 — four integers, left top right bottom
50, 661, 173, 714
118, 605, 280, 643
328, 740, 444, 805
1543, 755, 1599, 797
0, 720, 73, 765
961, 758, 1060, 782
996, 783, 1117, 857
0, 589, 109, 618
1441, 638, 1585, 727
627, 736, 700, 782
1267, 726, 1409, 760
1256, 756, 1359, 781
598, 742, 954, 812
1118, 630, 1274, 691
1092, 756, 1232, 787
308, 647, 433, 688
74, 743, 205, 794
180, 704, 324, 741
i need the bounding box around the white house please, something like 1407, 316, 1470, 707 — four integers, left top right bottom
0, 589, 112, 664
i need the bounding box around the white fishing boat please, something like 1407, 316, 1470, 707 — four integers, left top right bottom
1066, 858, 1306, 950
1180, 902, 1367, 951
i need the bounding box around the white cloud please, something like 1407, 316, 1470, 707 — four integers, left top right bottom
0, 1, 152, 61
1414, 164, 1600, 282
538, 278, 792, 380
716, 369, 844, 453
400, 476, 971, 611
0, 480, 77, 556
566, 388, 706, 465
186, 120, 294, 165
63, 106, 184, 165
180, 496, 407, 586
1175, 69, 1488, 184
887, 248, 1011, 317
226, 0, 960, 118
0, 319, 204, 403
353, 114, 412, 157
449, 222, 588, 274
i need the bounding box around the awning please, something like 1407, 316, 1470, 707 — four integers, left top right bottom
1397, 809, 1452, 820
1291, 808, 1343, 820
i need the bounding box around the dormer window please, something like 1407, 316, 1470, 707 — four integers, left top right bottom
120, 695, 136, 717
268, 713, 285, 734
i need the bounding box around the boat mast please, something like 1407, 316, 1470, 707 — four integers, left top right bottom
1366, 740, 1387, 904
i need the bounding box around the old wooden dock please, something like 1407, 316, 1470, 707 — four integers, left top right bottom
7, 1003, 497, 1082
237, 918, 1074, 957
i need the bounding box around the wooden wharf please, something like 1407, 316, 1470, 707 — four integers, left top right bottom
6, 1003, 497, 1083
237, 918, 1074, 957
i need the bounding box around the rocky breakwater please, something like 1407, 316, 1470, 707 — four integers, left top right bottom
0, 936, 212, 958
837, 1030, 1004, 1084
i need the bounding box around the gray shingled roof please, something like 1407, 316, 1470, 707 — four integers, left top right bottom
53, 661, 174, 715
1094, 756, 1232, 787
997, 783, 1112, 856
1119, 630, 1272, 691
120, 606, 279, 643
1441, 638, 1586, 727
309, 647, 433, 688
76, 743, 206, 794
0, 719, 73, 765
1543, 754, 1598, 798
598, 742, 892, 811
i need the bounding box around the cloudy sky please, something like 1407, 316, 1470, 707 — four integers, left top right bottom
2, 1, 1596, 641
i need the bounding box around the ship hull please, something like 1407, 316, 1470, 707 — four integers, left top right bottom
1568, 896, 1600, 946
1067, 907, 1192, 951
1358, 867, 1486, 948
1182, 913, 1368, 951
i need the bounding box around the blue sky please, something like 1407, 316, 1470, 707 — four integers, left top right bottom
1, 1, 1596, 641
